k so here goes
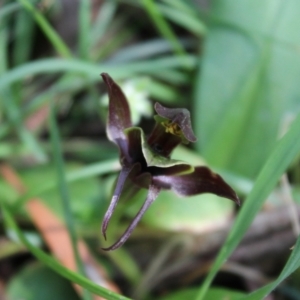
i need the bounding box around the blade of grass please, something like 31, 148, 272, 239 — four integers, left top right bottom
0, 124, 10, 140
23, 69, 187, 119
13, 0, 36, 66
18, 0, 71, 58
0, 55, 197, 90
162, 0, 201, 14
108, 38, 195, 63
1, 88, 47, 162
1, 204, 132, 300
158, 3, 206, 36
78, 0, 91, 60
0, 60, 7, 136
142, 0, 185, 56
242, 232, 300, 299
24, 74, 86, 115
148, 79, 180, 102
95, 27, 133, 61
0, 12, 8, 75
195, 111, 300, 300
49, 102, 92, 300
90, 0, 117, 46
0, 3, 20, 19
0, 5, 46, 161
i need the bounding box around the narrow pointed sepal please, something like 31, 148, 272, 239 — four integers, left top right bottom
153, 166, 240, 205
102, 164, 141, 240
101, 73, 132, 144
102, 184, 160, 251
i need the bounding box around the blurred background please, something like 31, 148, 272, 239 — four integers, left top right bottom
1, 0, 300, 299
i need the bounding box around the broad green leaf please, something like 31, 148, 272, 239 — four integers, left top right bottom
195, 110, 300, 298
194, 0, 300, 178
6, 263, 80, 300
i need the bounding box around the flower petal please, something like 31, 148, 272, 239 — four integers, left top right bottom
132, 172, 152, 189
147, 115, 182, 156
154, 102, 197, 143
102, 184, 160, 251
101, 73, 132, 147
125, 127, 192, 168
102, 163, 141, 239
125, 126, 146, 165
153, 166, 240, 205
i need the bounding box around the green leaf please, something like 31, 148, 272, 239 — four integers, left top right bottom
195, 110, 300, 299
194, 0, 300, 178
6, 263, 80, 300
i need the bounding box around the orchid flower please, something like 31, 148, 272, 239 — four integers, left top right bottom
101, 73, 240, 251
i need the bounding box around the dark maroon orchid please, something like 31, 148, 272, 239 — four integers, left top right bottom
101, 73, 240, 251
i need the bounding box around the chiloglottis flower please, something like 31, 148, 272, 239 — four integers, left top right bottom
100, 73, 240, 251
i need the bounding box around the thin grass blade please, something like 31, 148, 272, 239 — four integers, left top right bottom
18, 0, 71, 58
49, 102, 92, 300
195, 111, 300, 300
